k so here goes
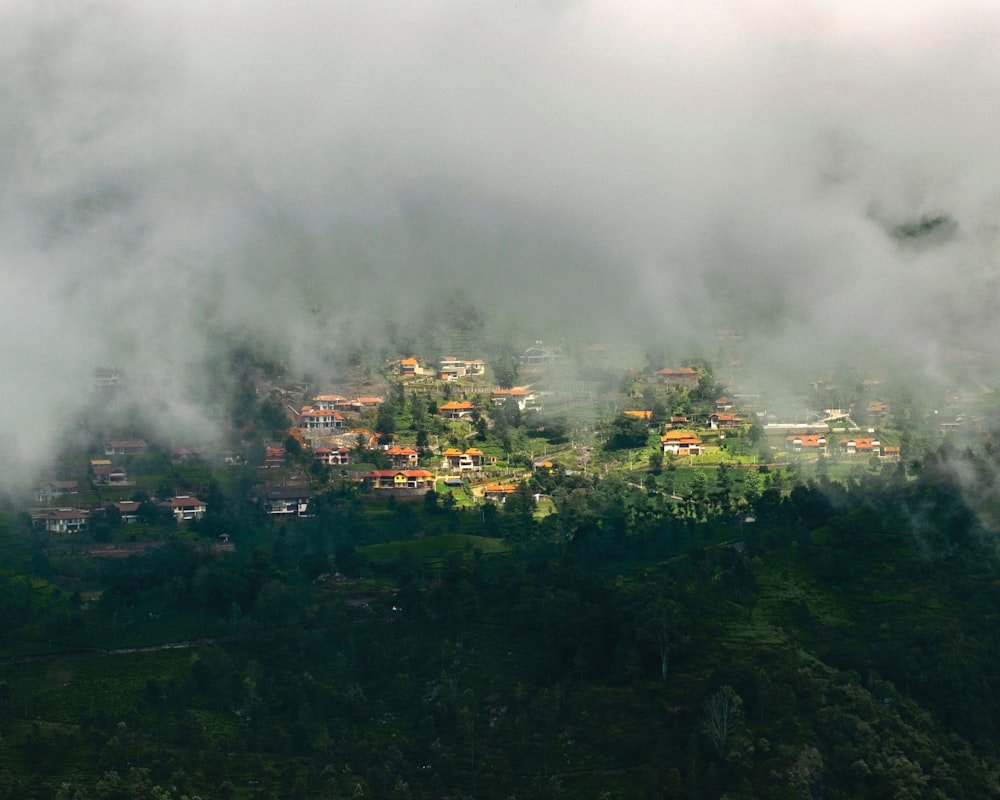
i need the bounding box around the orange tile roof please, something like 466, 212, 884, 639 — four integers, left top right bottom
787, 434, 827, 445
840, 437, 880, 450
661, 430, 701, 442
366, 469, 435, 478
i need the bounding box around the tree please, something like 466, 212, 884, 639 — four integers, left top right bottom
701, 685, 744, 757
604, 414, 649, 450
493, 355, 519, 390
648, 450, 664, 474
375, 404, 397, 436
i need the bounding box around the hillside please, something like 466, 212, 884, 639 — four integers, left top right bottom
2, 443, 1000, 799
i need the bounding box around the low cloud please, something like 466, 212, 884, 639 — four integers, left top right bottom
3, 0, 999, 488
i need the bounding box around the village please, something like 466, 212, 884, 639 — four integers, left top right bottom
27, 338, 979, 537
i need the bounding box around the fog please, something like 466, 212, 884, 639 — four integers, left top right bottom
3, 0, 1000, 488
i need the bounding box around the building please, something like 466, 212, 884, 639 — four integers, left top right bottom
386, 445, 420, 469
296, 406, 346, 431
439, 400, 476, 419
491, 387, 537, 411
441, 447, 486, 472
111, 500, 142, 524
40, 508, 89, 533
483, 484, 518, 503
840, 437, 882, 456
439, 357, 485, 381
660, 431, 703, 456
786, 434, 828, 454
90, 461, 130, 486
364, 469, 436, 493
35, 480, 80, 504
104, 439, 148, 456
260, 487, 312, 517
655, 367, 699, 389
158, 495, 207, 522
707, 413, 743, 430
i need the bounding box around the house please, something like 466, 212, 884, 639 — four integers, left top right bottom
441, 447, 485, 472
439, 400, 476, 419
354, 396, 383, 408
158, 495, 207, 522
520, 344, 561, 367
707, 412, 743, 430
786, 434, 828, 454
364, 469, 436, 492
260, 487, 312, 517
439, 357, 486, 381
331, 446, 352, 465
313, 447, 331, 464
667, 415, 691, 429
90, 460, 128, 486
104, 439, 148, 456
398, 357, 419, 377
840, 437, 881, 456
296, 406, 345, 431
40, 508, 89, 533
35, 480, 80, 503
655, 367, 699, 389
491, 387, 536, 411
483, 484, 518, 503
263, 447, 286, 468
660, 430, 703, 455
441, 448, 464, 470
714, 397, 734, 412
91, 464, 130, 486
313, 394, 350, 410
111, 500, 141, 524
623, 410, 653, 421
866, 401, 890, 422
386, 445, 420, 469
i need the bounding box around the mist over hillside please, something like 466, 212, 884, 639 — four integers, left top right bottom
3, 0, 1000, 489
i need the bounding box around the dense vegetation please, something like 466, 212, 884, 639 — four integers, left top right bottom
4, 433, 1000, 799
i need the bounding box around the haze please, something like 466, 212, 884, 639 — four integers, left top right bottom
3, 0, 999, 489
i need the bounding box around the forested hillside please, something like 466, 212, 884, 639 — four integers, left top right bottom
3, 439, 1000, 799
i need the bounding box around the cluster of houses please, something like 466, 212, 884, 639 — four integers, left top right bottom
34, 358, 910, 533
437, 387, 539, 420
785, 434, 901, 459
631, 387, 902, 461
32, 495, 209, 533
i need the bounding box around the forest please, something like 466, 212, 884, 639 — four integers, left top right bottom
3, 430, 1000, 799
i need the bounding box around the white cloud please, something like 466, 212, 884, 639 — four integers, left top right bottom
2, 0, 999, 488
